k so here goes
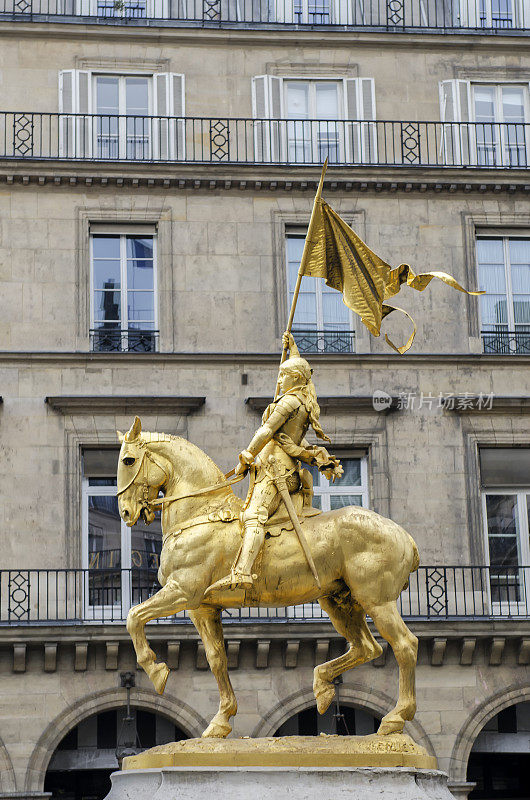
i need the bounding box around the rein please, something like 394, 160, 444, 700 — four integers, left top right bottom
152, 469, 246, 507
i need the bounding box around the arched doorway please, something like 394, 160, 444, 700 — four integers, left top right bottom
44, 707, 188, 800
274, 703, 381, 736
467, 701, 530, 798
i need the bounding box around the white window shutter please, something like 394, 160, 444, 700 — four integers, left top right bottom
148, 0, 169, 17
252, 75, 283, 163
59, 69, 92, 158
439, 80, 471, 165
520, 0, 530, 26
153, 73, 185, 160
170, 73, 185, 159
274, 0, 294, 22
343, 78, 376, 164
459, 0, 478, 27
77, 0, 97, 14
334, 0, 352, 25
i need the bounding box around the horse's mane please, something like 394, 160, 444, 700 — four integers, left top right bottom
139, 431, 226, 481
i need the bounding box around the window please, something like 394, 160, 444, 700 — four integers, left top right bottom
476, 236, 530, 354
293, 0, 331, 24
287, 233, 354, 353
82, 449, 162, 619
59, 70, 184, 160
309, 453, 368, 511
480, 448, 530, 610
478, 0, 515, 27
252, 75, 376, 164
90, 232, 158, 352
472, 84, 529, 166
94, 75, 150, 160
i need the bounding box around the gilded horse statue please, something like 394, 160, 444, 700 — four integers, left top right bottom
117, 416, 420, 740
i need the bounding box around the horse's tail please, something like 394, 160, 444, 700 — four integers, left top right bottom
401, 535, 420, 592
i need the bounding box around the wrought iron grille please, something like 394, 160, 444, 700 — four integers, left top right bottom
1, 0, 530, 30
1, 566, 529, 624
481, 329, 530, 354
90, 328, 159, 353
292, 328, 355, 354
0, 113, 528, 168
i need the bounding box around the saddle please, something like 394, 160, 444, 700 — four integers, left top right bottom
265, 493, 321, 538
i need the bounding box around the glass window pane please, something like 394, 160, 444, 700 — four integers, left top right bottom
335, 458, 362, 486
478, 263, 506, 294
330, 494, 362, 509
127, 260, 154, 291
93, 235, 120, 259
476, 238, 504, 264
315, 83, 339, 119
286, 82, 310, 120
480, 294, 508, 326
88, 494, 121, 569
125, 77, 149, 115
96, 77, 119, 114
508, 239, 530, 265
486, 494, 518, 537
93, 260, 121, 291
514, 297, 530, 325
322, 290, 350, 327
502, 87, 525, 123
474, 86, 496, 122
488, 535, 520, 568
294, 289, 318, 326
94, 291, 121, 321
311, 494, 322, 509
126, 237, 153, 259
127, 291, 154, 321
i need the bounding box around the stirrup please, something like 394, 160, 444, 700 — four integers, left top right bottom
205, 570, 256, 595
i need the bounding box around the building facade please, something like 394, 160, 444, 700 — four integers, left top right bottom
0, 4, 529, 800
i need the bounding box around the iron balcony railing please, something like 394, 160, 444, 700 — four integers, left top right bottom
1, 112, 530, 168
1, 566, 530, 624
481, 329, 530, 355
0, 0, 529, 30
90, 328, 159, 353
292, 328, 355, 354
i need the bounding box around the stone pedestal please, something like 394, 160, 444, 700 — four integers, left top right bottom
104, 734, 453, 800
105, 765, 455, 800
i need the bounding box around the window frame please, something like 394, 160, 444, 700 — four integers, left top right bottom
284, 78, 344, 164
89, 231, 158, 352
286, 231, 355, 347
476, 233, 530, 333
470, 82, 530, 166
311, 452, 369, 512
92, 73, 153, 160
481, 487, 530, 613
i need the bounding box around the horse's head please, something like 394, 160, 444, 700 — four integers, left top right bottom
116, 416, 169, 526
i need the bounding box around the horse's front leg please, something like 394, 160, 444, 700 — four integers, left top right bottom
127, 579, 186, 695
189, 606, 237, 739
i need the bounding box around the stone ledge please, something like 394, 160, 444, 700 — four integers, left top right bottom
246, 395, 399, 414
442, 395, 530, 414
45, 395, 205, 415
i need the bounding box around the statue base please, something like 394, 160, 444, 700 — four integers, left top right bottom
104, 736, 454, 800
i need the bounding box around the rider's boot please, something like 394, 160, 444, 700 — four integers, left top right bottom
205, 517, 265, 594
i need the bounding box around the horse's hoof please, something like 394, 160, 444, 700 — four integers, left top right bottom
314, 680, 335, 714
151, 662, 170, 695
377, 718, 404, 735
201, 720, 232, 738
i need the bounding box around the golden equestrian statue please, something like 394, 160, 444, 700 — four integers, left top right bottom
117, 162, 483, 741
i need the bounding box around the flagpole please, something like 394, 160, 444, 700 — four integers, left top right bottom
274, 159, 328, 399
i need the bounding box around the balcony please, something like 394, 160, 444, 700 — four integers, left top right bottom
0, 0, 529, 31
90, 327, 159, 353
292, 328, 355, 354
481, 329, 530, 354
1, 113, 530, 169
2, 566, 529, 624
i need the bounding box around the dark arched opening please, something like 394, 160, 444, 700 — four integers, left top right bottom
467, 701, 530, 798
44, 707, 188, 800
274, 703, 381, 736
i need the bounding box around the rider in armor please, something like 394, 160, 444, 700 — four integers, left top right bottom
207, 331, 343, 593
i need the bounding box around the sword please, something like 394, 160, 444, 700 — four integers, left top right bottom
267, 456, 321, 589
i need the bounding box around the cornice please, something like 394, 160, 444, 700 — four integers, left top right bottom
0, 20, 529, 50
45, 395, 205, 415
0, 162, 529, 194
1, 351, 529, 368
246, 395, 400, 414
443, 395, 530, 414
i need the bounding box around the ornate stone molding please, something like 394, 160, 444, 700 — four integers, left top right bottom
45, 396, 205, 415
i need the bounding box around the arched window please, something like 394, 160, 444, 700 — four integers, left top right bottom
467, 701, 530, 798
44, 708, 188, 800
274, 703, 380, 736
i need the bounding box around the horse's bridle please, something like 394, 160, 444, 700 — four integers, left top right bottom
117, 443, 245, 515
